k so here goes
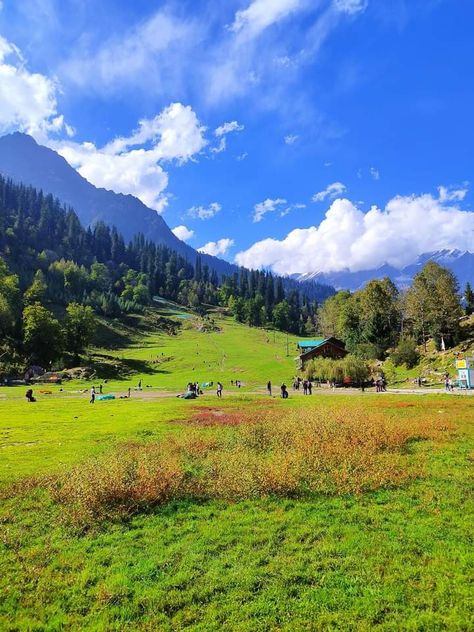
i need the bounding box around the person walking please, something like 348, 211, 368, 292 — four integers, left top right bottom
280, 383, 288, 399
128, 387, 131, 398
303, 379, 308, 395
217, 382, 223, 398
138, 379, 142, 390
267, 380, 272, 396
90, 386, 96, 404
308, 381, 312, 395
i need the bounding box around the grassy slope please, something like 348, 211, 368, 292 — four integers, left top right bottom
0, 306, 301, 402
1, 310, 473, 630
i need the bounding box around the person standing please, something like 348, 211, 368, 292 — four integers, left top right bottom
128, 387, 131, 398
280, 383, 288, 399
138, 379, 142, 390
217, 382, 223, 398
303, 380, 308, 395
267, 380, 272, 396
90, 386, 96, 404
99, 384, 103, 394
308, 381, 312, 395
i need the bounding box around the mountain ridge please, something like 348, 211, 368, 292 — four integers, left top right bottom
293, 249, 474, 292
0, 132, 237, 277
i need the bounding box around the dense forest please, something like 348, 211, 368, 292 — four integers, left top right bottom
0, 176, 324, 370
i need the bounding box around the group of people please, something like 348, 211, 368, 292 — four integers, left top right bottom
444, 374, 455, 392
266, 381, 289, 398
230, 380, 242, 388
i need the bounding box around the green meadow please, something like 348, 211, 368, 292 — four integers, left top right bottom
1, 312, 473, 631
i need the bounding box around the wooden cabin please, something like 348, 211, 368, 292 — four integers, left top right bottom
297, 337, 348, 369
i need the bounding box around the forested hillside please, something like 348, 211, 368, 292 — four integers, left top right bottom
0, 176, 323, 371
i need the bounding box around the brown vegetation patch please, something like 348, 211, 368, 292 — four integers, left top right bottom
48, 407, 455, 530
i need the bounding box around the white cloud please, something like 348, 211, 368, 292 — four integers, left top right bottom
370, 167, 380, 180
212, 120, 244, 153
188, 202, 222, 220
50, 102, 207, 213
215, 121, 244, 137
235, 192, 474, 275
198, 238, 234, 257
237, 152, 248, 161
61, 10, 197, 94
104, 103, 207, 162
231, 0, 305, 38
333, 0, 368, 15
54, 141, 170, 212
437, 184, 468, 203
172, 225, 194, 242
284, 134, 299, 145
0, 35, 70, 139
312, 181, 346, 202
253, 198, 288, 222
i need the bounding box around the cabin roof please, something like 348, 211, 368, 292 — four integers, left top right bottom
297, 338, 327, 349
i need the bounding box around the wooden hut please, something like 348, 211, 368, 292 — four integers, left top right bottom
297, 337, 347, 369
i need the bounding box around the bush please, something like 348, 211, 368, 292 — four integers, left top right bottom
50, 407, 450, 529
391, 337, 420, 368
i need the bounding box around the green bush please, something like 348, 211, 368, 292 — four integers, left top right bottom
391, 337, 420, 368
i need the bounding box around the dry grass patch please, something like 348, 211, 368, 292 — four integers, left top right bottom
50, 406, 454, 529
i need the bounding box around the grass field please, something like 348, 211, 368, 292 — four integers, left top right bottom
1, 312, 473, 630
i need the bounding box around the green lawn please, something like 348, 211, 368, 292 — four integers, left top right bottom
0, 313, 473, 630
1, 391, 473, 630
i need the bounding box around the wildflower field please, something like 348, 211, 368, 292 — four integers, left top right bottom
1, 392, 473, 630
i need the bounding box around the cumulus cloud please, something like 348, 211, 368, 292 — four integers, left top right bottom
198, 238, 234, 256
235, 191, 474, 275
312, 181, 346, 202
284, 134, 299, 145
104, 103, 207, 162
51, 102, 207, 212
172, 225, 194, 241
188, 202, 222, 220
0, 35, 71, 139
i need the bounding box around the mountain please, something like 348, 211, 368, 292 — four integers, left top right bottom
0, 132, 335, 302
0, 132, 235, 277
293, 249, 474, 292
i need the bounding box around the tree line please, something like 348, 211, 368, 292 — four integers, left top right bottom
0, 175, 322, 371
317, 262, 472, 366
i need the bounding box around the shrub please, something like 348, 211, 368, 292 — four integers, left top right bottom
391, 337, 420, 368
49, 407, 452, 529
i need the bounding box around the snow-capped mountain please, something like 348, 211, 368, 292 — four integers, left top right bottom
293, 249, 474, 292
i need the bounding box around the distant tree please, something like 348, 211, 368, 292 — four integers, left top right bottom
23, 303, 63, 366
24, 270, 47, 305
464, 282, 474, 315
357, 278, 400, 355
405, 262, 462, 350
64, 303, 97, 361
391, 337, 420, 368
317, 291, 352, 339
272, 300, 291, 332
0, 257, 20, 337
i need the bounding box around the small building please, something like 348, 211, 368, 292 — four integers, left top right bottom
455, 357, 474, 389
297, 337, 348, 369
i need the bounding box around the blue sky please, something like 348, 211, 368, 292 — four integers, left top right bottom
1, 0, 473, 273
